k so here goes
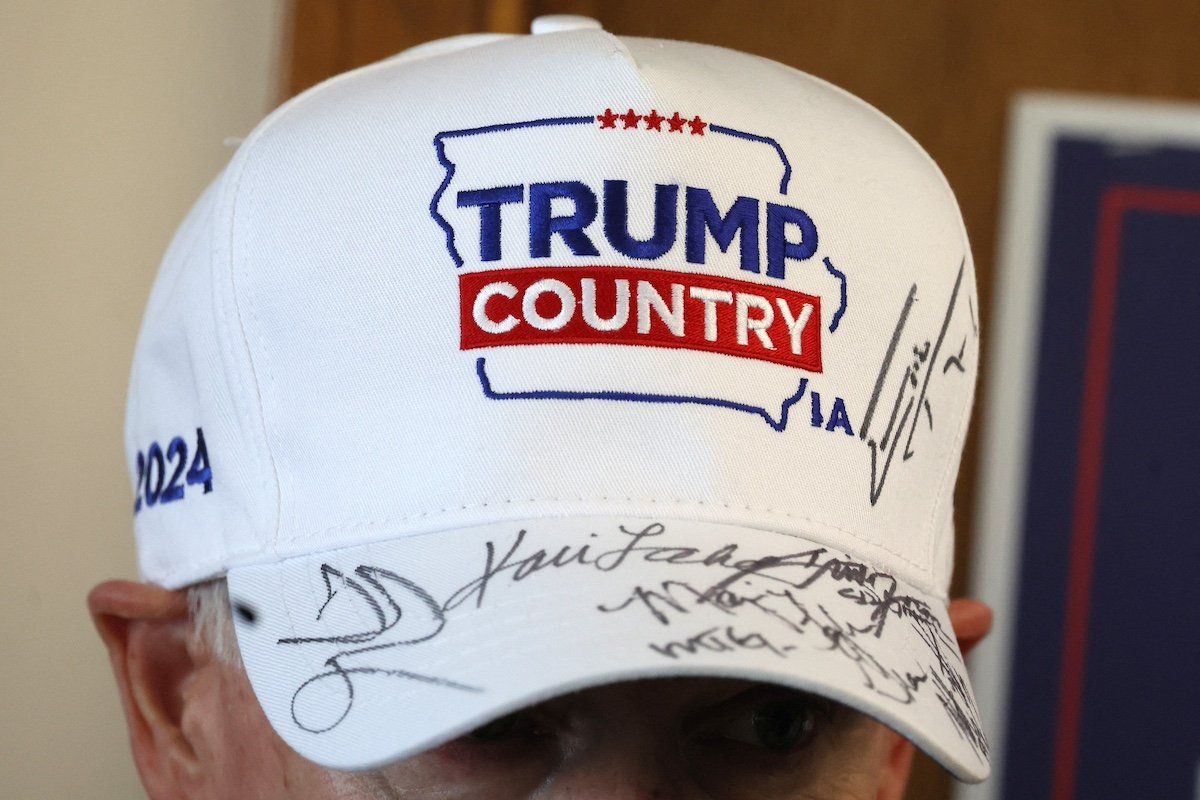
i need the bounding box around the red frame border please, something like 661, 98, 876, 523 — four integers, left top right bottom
1051, 185, 1200, 800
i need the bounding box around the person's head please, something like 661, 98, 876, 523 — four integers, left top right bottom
95, 15, 990, 798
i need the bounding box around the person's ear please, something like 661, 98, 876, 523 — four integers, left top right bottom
88, 580, 203, 799
947, 598, 993, 658
874, 727, 916, 800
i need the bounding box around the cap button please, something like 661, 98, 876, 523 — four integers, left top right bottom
530, 15, 603, 35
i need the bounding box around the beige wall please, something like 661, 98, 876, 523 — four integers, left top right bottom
0, 1, 283, 795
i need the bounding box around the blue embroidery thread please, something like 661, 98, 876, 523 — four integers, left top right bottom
431, 116, 596, 268
476, 357, 808, 432
823, 256, 849, 333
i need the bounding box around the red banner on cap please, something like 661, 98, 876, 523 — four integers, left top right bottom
459, 266, 822, 372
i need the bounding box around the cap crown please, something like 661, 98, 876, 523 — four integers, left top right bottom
126, 29, 977, 594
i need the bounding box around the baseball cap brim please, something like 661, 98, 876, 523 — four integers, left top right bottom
227, 516, 989, 782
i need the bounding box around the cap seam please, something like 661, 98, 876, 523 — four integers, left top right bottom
922, 254, 980, 578
208, 44, 411, 556
215, 146, 284, 562
263, 498, 931, 574
209, 31, 583, 565
620, 36, 972, 579
154, 502, 946, 601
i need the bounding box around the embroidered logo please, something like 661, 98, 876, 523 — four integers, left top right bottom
431, 111, 851, 431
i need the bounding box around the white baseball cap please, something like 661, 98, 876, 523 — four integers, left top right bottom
126, 16, 987, 781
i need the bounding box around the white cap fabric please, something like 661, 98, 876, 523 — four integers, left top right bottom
125, 19, 986, 781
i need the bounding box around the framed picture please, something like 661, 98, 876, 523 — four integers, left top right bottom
961, 93, 1200, 800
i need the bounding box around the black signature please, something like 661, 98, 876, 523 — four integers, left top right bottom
278, 565, 481, 733
595, 552, 966, 716
597, 568, 983, 755
858, 259, 976, 505
649, 624, 795, 660
623, 580, 930, 706
272, 522, 985, 758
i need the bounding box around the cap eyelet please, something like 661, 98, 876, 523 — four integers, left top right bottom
233, 601, 258, 625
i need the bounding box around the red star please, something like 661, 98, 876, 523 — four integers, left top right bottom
643, 109, 665, 131
688, 115, 707, 136
620, 108, 642, 129
666, 111, 686, 132
597, 108, 618, 128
